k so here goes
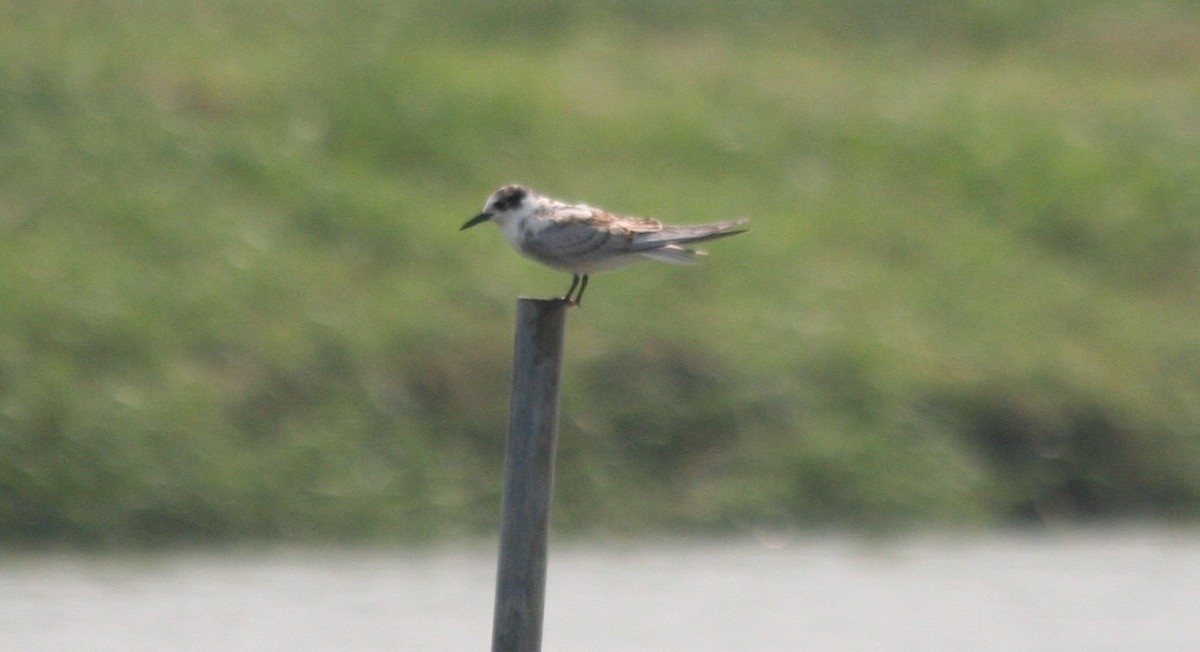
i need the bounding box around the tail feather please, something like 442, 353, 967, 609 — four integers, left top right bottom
640, 244, 706, 265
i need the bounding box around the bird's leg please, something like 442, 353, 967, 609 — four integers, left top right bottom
574, 275, 589, 307
562, 274, 581, 305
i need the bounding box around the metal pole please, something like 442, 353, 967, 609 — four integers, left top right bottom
491, 298, 567, 652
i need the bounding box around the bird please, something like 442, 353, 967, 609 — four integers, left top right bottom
461, 184, 749, 306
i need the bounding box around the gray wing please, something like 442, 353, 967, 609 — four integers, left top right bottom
520, 219, 640, 266
521, 208, 748, 266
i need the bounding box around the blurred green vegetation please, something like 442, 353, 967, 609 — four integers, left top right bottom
1, 0, 1198, 545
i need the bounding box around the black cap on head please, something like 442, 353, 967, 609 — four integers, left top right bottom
490, 185, 527, 212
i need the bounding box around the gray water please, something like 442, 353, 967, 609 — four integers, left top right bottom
2, 529, 1197, 651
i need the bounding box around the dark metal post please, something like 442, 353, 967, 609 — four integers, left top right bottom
491, 298, 567, 652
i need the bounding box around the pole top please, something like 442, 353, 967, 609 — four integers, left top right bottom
516, 297, 572, 306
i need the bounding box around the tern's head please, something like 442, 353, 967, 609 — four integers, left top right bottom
461, 184, 534, 230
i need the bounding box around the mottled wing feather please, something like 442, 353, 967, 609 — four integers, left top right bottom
540, 203, 663, 233
605, 213, 663, 235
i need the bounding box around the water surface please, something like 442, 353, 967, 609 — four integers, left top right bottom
3, 529, 1197, 651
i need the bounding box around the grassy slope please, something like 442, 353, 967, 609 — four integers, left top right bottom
1, 0, 1197, 543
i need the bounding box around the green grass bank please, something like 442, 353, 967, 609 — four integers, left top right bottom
1, 0, 1198, 544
